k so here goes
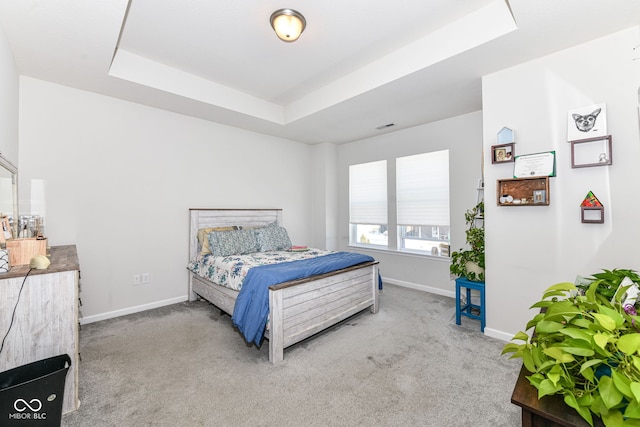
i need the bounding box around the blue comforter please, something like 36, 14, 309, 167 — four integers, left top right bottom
231, 251, 375, 346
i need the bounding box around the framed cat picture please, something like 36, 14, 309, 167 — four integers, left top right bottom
567, 103, 607, 141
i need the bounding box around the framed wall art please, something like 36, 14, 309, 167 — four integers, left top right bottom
513, 151, 556, 178
497, 127, 514, 145
567, 103, 607, 141
580, 191, 604, 224
491, 143, 515, 164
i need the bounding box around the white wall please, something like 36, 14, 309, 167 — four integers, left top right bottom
337, 111, 483, 295
0, 24, 18, 164
18, 77, 313, 322
310, 143, 339, 250
482, 27, 640, 341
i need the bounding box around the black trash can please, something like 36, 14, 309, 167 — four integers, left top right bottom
0, 354, 71, 427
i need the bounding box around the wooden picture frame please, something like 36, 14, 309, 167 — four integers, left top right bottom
491, 143, 515, 164
570, 135, 612, 168
581, 206, 604, 223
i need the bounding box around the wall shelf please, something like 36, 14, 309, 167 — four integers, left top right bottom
571, 135, 612, 168
497, 177, 550, 206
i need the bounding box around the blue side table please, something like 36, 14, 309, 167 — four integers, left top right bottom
455, 277, 485, 332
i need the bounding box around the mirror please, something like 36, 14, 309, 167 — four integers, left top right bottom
0, 154, 18, 239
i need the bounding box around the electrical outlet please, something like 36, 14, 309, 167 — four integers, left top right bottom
133, 274, 141, 285
141, 273, 150, 284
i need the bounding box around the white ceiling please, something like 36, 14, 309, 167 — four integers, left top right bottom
1, 0, 640, 144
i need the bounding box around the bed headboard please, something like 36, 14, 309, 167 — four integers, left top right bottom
188, 209, 283, 260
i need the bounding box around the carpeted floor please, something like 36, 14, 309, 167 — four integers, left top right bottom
61, 284, 522, 427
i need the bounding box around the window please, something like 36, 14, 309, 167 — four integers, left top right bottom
348, 151, 450, 257
349, 161, 387, 248
396, 150, 450, 255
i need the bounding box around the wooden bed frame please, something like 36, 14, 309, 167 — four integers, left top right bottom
188, 208, 380, 363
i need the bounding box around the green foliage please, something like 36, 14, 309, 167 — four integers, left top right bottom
576, 269, 640, 301
503, 269, 640, 427
450, 201, 484, 281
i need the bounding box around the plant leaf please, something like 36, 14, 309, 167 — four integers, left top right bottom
538, 378, 562, 398
536, 320, 566, 334
543, 346, 575, 363
631, 382, 640, 403
593, 313, 617, 332
624, 401, 640, 421
545, 300, 582, 318
545, 282, 577, 293
522, 348, 536, 373
582, 365, 595, 382
599, 375, 624, 409
564, 393, 594, 426
618, 333, 640, 355
540, 290, 569, 300
571, 318, 594, 329
594, 332, 611, 350
530, 300, 555, 308
527, 373, 544, 388
501, 343, 522, 356
530, 345, 544, 368
601, 408, 624, 427
612, 370, 633, 399
511, 331, 530, 342
560, 339, 595, 357
560, 327, 594, 342
569, 317, 593, 329
599, 305, 625, 328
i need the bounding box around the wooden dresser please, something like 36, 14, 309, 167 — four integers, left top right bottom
0, 245, 80, 414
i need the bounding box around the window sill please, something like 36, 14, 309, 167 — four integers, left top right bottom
347, 245, 451, 262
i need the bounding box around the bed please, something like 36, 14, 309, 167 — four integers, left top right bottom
187, 208, 380, 363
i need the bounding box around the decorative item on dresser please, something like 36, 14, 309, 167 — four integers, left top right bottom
0, 245, 81, 414
187, 209, 380, 363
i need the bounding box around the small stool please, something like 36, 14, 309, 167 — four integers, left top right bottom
455, 277, 485, 332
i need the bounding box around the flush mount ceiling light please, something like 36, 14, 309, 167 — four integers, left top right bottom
270, 8, 306, 42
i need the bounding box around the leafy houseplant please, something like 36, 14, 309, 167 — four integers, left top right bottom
503, 269, 640, 427
449, 201, 484, 282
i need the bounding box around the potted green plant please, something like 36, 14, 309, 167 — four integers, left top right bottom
450, 201, 484, 282
503, 269, 640, 427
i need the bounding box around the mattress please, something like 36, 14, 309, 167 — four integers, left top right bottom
187, 248, 332, 291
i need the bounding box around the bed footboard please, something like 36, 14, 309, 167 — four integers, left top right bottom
267, 261, 379, 363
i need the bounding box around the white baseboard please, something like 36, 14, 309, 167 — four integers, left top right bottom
80, 295, 189, 325
382, 277, 514, 341
483, 327, 515, 342
382, 276, 455, 299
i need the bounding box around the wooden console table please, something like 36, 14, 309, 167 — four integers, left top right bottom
511, 365, 604, 427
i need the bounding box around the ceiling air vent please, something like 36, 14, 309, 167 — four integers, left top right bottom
375, 123, 395, 130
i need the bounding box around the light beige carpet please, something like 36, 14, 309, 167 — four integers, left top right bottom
61, 284, 522, 427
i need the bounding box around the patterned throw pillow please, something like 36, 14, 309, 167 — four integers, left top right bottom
197, 226, 237, 255
255, 225, 292, 251
208, 228, 259, 257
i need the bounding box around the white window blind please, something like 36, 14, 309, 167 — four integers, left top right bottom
349, 160, 387, 224
396, 150, 450, 226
